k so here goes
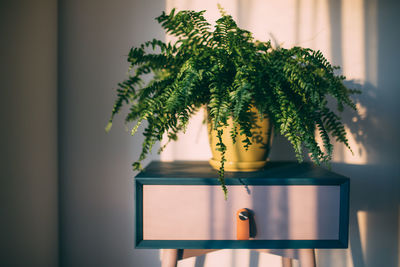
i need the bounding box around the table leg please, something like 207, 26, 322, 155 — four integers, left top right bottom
282, 257, 293, 267
160, 248, 315, 266
299, 249, 316, 267
161, 249, 178, 267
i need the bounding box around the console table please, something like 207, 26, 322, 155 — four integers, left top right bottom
135, 161, 349, 266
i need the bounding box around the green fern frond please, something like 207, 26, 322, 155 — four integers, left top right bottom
107, 8, 360, 198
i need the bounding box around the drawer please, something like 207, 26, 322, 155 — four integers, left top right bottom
135, 161, 349, 249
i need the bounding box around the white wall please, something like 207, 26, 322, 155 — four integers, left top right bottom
0, 0, 58, 266
58, 0, 164, 266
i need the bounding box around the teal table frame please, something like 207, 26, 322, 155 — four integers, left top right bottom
135, 161, 350, 250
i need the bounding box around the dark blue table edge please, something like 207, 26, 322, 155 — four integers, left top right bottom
135, 239, 348, 249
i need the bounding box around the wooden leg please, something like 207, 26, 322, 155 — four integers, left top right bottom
160, 249, 315, 266
299, 249, 316, 267
282, 257, 293, 267
161, 249, 179, 267
181, 249, 217, 260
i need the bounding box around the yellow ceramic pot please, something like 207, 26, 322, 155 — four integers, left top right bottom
207, 107, 273, 172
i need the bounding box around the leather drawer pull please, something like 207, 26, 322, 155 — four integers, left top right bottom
236, 208, 250, 240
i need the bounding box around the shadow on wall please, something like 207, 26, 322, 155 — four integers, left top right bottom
333, 163, 399, 267
318, 0, 400, 266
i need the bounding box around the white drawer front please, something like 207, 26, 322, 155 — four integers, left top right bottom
143, 185, 340, 240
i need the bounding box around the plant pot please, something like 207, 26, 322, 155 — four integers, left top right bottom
207, 107, 273, 172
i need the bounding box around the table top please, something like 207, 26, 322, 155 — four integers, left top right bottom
136, 161, 349, 184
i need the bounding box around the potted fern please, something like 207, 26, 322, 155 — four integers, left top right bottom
106, 8, 359, 197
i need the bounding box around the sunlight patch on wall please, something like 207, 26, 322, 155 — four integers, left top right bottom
331, 125, 368, 164
258, 252, 283, 266
175, 248, 251, 267
160, 108, 211, 161
315, 121, 367, 165
355, 103, 367, 121
175, 255, 196, 266
202, 249, 235, 267
346, 245, 355, 267
341, 0, 366, 81
330, 0, 377, 165
165, 249, 252, 267
364, 0, 378, 87
330, 102, 368, 164
166, 0, 240, 23
335, 102, 368, 164
293, 0, 331, 51
236, 0, 297, 45
357, 210, 368, 264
